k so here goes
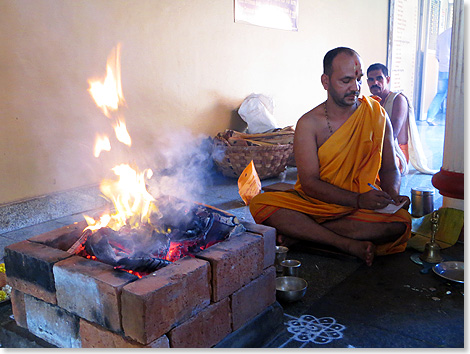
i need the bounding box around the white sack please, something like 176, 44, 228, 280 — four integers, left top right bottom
238, 93, 278, 133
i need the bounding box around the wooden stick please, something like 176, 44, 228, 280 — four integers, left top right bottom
67, 229, 92, 254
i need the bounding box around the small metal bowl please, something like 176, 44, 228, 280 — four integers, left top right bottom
276, 276, 308, 303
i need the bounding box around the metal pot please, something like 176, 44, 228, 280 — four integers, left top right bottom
411, 187, 435, 217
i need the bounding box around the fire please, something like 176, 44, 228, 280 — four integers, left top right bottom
113, 118, 132, 146
93, 134, 111, 158
74, 44, 239, 277
99, 164, 156, 230
123, 269, 143, 279
88, 44, 124, 118
83, 214, 111, 232
86, 43, 156, 232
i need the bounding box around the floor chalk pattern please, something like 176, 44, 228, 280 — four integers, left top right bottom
279, 314, 346, 348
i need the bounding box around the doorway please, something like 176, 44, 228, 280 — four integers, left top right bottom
387, 0, 453, 122
386, 0, 453, 207
416, 0, 453, 124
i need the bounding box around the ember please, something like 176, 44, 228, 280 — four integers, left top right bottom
70, 195, 244, 277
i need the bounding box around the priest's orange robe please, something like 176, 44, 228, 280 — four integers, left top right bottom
250, 96, 411, 255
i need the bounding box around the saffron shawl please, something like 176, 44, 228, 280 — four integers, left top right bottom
250, 96, 411, 255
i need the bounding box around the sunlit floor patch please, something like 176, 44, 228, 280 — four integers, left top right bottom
280, 314, 346, 347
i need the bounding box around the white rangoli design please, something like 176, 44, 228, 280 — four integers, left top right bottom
280, 314, 346, 347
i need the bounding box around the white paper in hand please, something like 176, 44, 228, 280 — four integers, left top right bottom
375, 201, 406, 214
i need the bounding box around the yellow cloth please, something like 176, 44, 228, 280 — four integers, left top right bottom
250, 96, 412, 255
407, 208, 464, 252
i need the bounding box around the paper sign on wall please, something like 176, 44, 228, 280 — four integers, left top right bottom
234, 0, 299, 32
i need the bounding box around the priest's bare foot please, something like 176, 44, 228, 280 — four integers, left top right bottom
276, 233, 299, 248
347, 240, 376, 266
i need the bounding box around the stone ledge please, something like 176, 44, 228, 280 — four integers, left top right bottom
0, 185, 108, 235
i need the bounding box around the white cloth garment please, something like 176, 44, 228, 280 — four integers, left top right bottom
382, 92, 437, 175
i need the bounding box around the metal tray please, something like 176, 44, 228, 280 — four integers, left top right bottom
433, 261, 464, 283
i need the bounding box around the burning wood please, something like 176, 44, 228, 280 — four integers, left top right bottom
70, 196, 244, 276
66, 229, 93, 254
115, 257, 172, 274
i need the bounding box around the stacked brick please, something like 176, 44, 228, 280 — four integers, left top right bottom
4, 220, 276, 348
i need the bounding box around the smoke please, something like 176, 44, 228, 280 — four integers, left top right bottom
145, 129, 217, 205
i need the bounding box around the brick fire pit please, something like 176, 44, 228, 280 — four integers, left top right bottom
4, 219, 277, 348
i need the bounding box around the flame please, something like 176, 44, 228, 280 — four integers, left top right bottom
93, 134, 111, 158
85, 43, 157, 233
99, 164, 156, 230
113, 118, 132, 146
88, 44, 124, 118
83, 214, 111, 232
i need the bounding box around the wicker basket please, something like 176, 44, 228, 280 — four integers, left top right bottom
213, 138, 293, 180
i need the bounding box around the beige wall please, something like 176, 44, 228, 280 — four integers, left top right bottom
0, 0, 389, 205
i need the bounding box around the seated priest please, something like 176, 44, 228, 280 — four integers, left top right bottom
249, 47, 412, 266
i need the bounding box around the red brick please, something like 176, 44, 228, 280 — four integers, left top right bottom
196, 232, 263, 302
168, 297, 231, 348
231, 266, 276, 331
242, 222, 276, 269
121, 257, 211, 344
4, 240, 72, 304
23, 293, 81, 348
10, 288, 27, 328
54, 255, 137, 332
79, 319, 170, 348
28, 220, 89, 251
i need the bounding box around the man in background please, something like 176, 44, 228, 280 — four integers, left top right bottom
367, 63, 436, 175
427, 27, 452, 126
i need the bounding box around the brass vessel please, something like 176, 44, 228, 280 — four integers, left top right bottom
420, 210, 443, 263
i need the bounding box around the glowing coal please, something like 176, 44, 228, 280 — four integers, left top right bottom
74, 195, 244, 276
